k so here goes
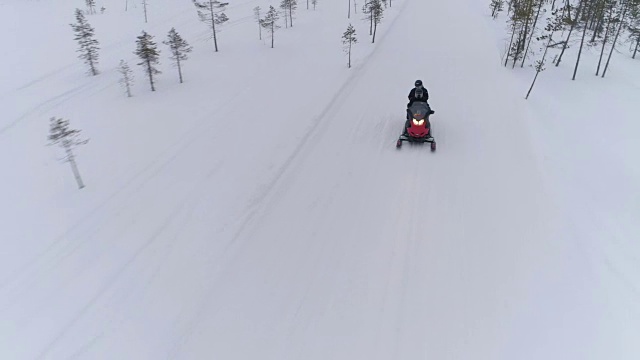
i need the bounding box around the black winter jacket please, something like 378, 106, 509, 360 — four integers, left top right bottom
408, 87, 429, 106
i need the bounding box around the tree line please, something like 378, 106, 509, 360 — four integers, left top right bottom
490, 0, 640, 97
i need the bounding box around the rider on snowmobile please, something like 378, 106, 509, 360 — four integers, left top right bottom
407, 79, 430, 113
404, 80, 434, 138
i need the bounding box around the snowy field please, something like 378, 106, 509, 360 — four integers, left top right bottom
1, 0, 639, 358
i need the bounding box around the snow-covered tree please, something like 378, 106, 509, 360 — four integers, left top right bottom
193, 0, 229, 52
135, 31, 161, 91
163, 28, 193, 83
342, 23, 358, 68
254, 6, 262, 40
48, 117, 89, 189
70, 9, 100, 76
118, 59, 134, 97
312, 0, 318, 10
261, 5, 281, 48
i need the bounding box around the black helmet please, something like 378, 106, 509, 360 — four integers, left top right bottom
415, 80, 423, 87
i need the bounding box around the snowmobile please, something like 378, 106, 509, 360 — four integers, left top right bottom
396, 101, 436, 151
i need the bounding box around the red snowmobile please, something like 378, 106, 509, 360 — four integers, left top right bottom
396, 102, 436, 151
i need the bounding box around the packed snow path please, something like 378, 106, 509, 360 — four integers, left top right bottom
2, 0, 637, 359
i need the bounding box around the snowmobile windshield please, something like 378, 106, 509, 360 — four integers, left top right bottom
410, 102, 431, 120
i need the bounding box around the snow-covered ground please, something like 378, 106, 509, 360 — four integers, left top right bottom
1, 0, 639, 358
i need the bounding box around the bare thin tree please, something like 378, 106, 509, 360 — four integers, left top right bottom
254, 6, 262, 40
118, 59, 134, 97
142, 0, 148, 22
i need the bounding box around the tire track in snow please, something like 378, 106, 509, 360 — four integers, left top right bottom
223, 0, 414, 251
163, 1, 415, 357
33, 162, 225, 360
0, 86, 250, 294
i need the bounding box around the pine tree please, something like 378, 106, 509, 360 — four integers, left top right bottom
572, 0, 598, 80
48, 117, 89, 189
312, 0, 318, 10
254, 6, 262, 40
595, 0, 618, 75
602, 0, 632, 77
163, 28, 193, 84
526, 7, 565, 99
342, 24, 358, 68
556, 0, 586, 67
508, 0, 538, 68
86, 0, 96, 14
261, 6, 281, 48
363, 1, 373, 35
280, 0, 297, 28
70, 9, 100, 76
491, 0, 505, 18
118, 59, 134, 97
281, 2, 289, 28
629, 1, 640, 58
371, 0, 384, 43
193, 0, 229, 52
520, 0, 545, 68
135, 31, 161, 91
